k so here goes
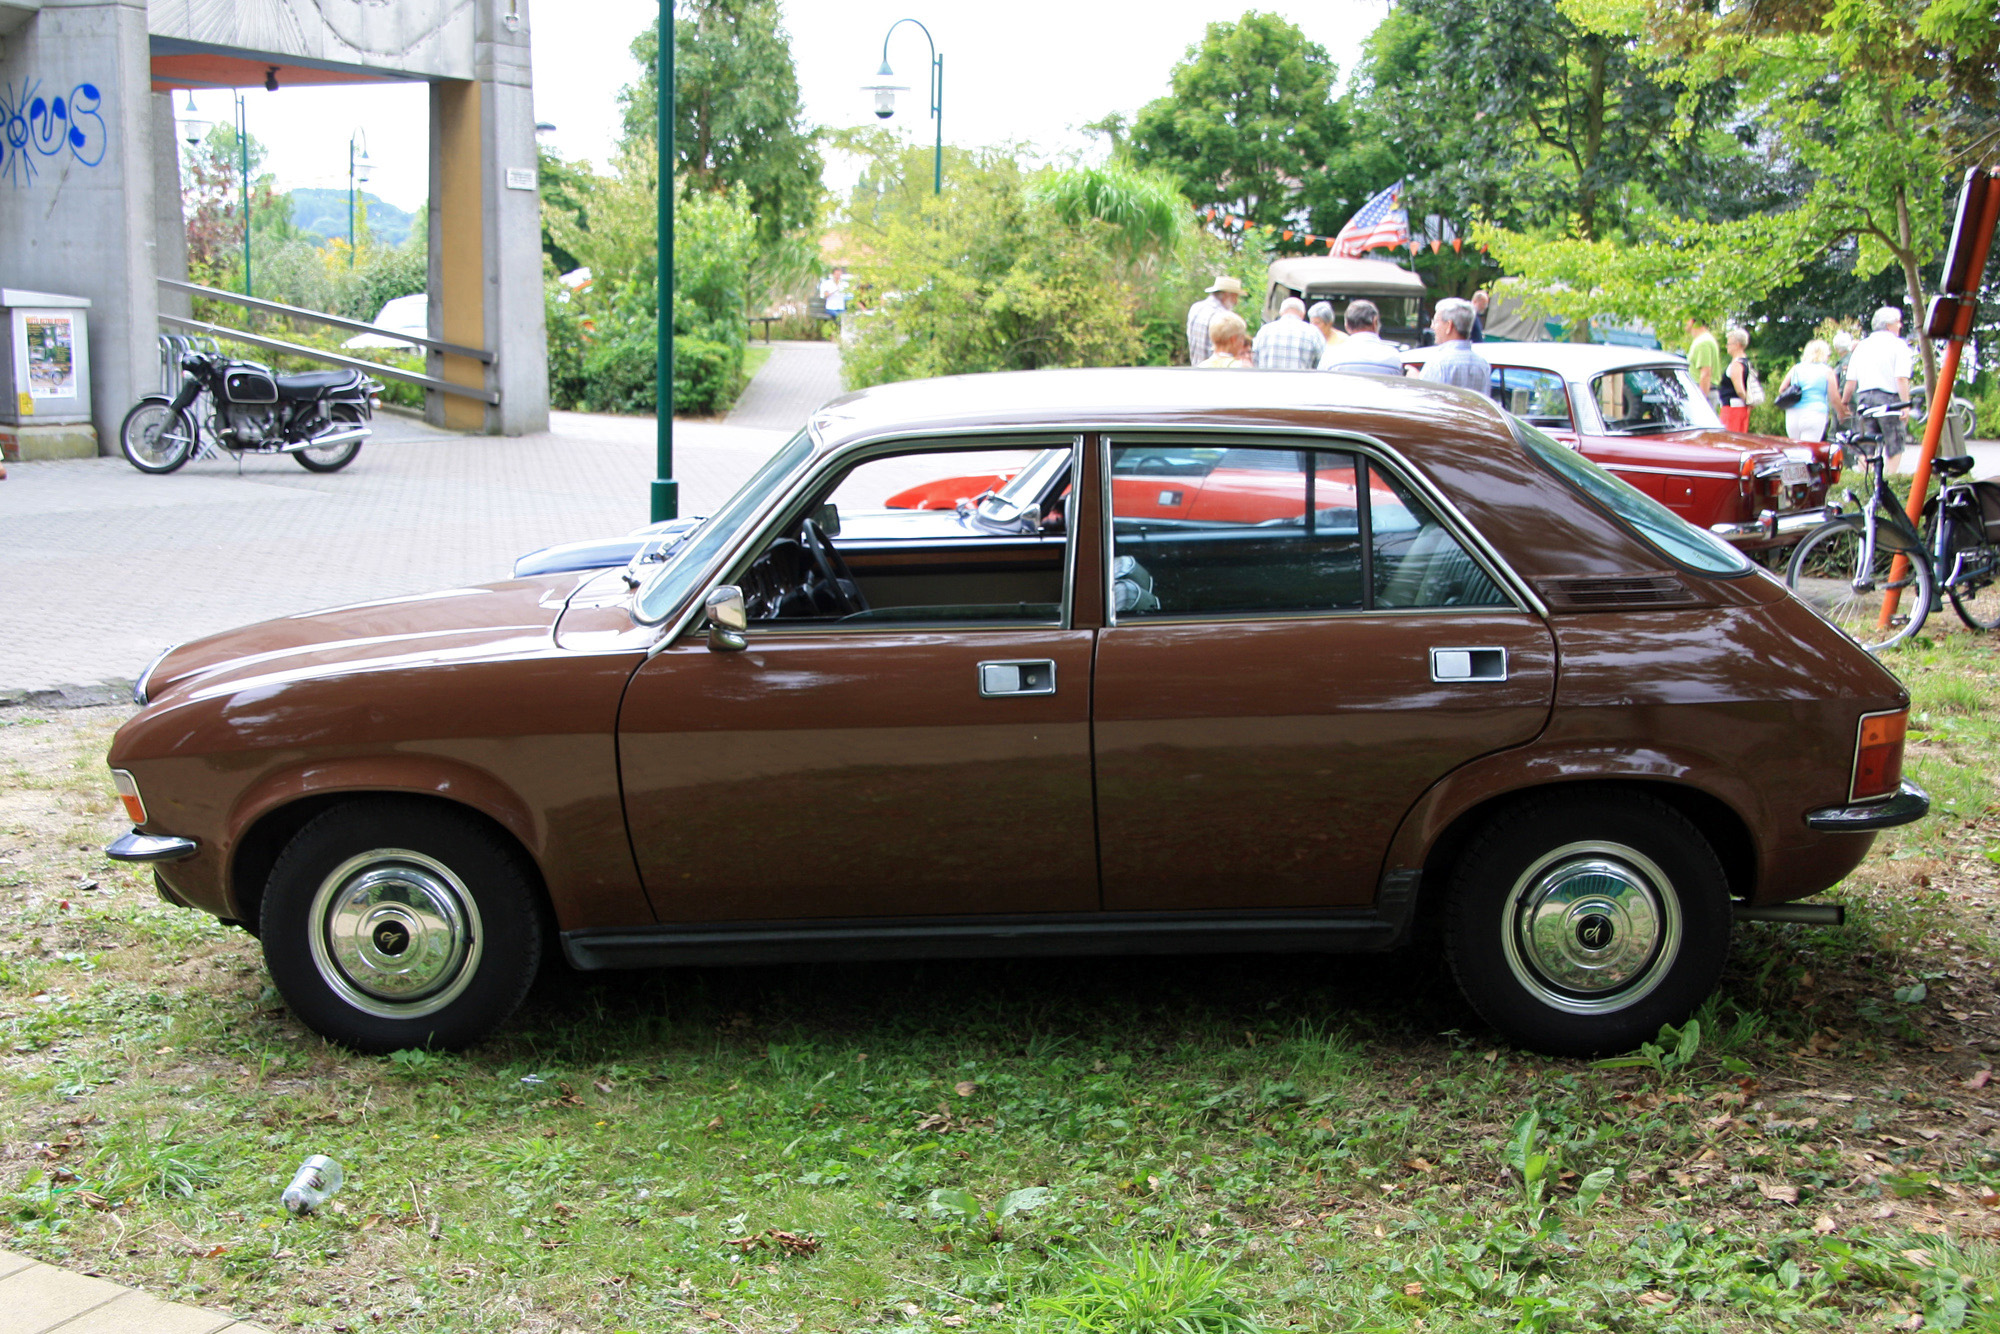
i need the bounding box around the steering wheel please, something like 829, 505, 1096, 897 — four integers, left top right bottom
799, 518, 868, 616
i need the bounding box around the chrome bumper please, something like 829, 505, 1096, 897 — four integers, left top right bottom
106, 830, 199, 862
1710, 505, 1837, 542
1804, 780, 1930, 832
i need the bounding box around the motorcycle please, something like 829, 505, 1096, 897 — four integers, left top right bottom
120, 350, 380, 475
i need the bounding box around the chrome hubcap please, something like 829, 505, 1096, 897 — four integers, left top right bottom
307, 849, 482, 1018
1502, 842, 1680, 1015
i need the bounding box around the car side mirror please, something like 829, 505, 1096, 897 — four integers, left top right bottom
704, 586, 748, 653
812, 502, 841, 538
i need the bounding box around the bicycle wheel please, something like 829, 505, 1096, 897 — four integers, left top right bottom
1946, 537, 2000, 631
1785, 518, 1934, 651
119, 399, 196, 474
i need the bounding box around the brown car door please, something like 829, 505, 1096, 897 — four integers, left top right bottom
618, 442, 1098, 925
1091, 440, 1558, 912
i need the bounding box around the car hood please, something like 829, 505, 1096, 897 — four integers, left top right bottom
138, 574, 597, 705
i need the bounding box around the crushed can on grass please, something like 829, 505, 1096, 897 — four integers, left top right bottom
281, 1154, 343, 1215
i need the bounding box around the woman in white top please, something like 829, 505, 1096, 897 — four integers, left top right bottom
1776, 339, 1842, 442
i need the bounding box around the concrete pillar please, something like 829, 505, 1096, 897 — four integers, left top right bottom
151, 90, 188, 332
0, 0, 160, 453
425, 0, 547, 435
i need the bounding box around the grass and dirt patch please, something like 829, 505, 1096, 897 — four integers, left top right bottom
6, 631, 2000, 1331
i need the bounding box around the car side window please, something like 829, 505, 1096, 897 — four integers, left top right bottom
1107, 443, 1509, 618
736, 444, 1072, 627
1495, 368, 1572, 430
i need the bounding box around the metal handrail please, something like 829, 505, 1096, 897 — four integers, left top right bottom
157, 278, 496, 364
158, 314, 501, 405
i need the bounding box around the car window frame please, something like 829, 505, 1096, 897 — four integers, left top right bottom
701, 432, 1086, 640
1097, 429, 1543, 626
1491, 365, 1575, 432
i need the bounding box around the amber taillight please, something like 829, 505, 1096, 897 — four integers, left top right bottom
1852, 709, 1907, 803
111, 769, 147, 825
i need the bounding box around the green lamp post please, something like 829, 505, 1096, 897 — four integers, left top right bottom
651, 0, 679, 522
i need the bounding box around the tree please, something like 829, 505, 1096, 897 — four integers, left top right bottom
621, 0, 822, 248
1127, 12, 1348, 241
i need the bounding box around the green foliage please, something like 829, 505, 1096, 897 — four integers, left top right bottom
622, 0, 822, 249
542, 158, 753, 415
1028, 162, 1188, 261
1128, 12, 1348, 241
1031, 1242, 1262, 1333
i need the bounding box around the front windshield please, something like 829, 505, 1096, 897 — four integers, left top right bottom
634, 428, 816, 624
1590, 366, 1723, 434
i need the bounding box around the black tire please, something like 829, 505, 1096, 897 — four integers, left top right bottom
119, 399, 196, 474
294, 404, 365, 473
260, 799, 545, 1053
1443, 790, 1732, 1058
1785, 517, 1933, 650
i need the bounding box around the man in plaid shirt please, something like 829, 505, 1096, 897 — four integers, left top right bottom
1251, 296, 1324, 370
1185, 275, 1245, 366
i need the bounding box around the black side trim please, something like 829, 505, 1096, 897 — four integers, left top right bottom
1804, 780, 1929, 832
563, 909, 1402, 971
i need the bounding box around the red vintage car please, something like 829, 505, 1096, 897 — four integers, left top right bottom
1402, 343, 1834, 551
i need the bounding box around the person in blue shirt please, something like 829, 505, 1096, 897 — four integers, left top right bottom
1419, 298, 1492, 392
1776, 339, 1844, 442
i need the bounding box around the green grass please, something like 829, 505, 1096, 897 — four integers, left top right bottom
7, 652, 2000, 1331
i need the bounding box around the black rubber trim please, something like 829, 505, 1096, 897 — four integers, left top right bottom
1804, 780, 1929, 832
106, 830, 200, 863
563, 908, 1402, 970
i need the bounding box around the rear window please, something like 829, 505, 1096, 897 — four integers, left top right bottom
1512, 418, 1752, 576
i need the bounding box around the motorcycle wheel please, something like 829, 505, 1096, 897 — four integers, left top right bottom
119, 400, 196, 474
296, 405, 365, 473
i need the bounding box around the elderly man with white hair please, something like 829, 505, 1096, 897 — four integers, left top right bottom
1251, 296, 1324, 370
1418, 297, 1492, 392
1848, 306, 1918, 464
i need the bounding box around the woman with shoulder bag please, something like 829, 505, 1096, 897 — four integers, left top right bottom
1776, 340, 1841, 442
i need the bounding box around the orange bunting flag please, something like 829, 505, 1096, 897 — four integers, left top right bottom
1453, 237, 1463, 253
1430, 240, 1442, 253
1282, 230, 1292, 241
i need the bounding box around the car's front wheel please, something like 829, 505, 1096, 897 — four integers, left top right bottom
1443, 791, 1731, 1057
260, 800, 544, 1052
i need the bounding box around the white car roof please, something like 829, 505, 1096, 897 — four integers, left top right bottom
1405, 341, 1689, 379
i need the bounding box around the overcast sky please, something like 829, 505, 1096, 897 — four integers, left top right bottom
177, 1, 1391, 218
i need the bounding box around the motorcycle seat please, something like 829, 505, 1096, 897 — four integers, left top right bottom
275, 370, 364, 400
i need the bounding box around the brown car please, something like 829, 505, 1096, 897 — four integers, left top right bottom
105, 369, 1926, 1058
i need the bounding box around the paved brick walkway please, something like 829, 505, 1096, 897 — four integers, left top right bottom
726, 339, 846, 431
0, 1248, 274, 1333
0, 410, 789, 697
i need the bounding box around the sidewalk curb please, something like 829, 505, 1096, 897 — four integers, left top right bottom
0, 681, 134, 711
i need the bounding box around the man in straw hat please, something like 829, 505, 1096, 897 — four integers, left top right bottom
1186, 275, 1244, 367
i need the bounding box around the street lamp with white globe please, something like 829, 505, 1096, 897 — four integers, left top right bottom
861, 18, 942, 195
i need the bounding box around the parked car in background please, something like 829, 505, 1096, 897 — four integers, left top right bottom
1264, 255, 1429, 347
342, 294, 428, 352
1403, 343, 1835, 553
107, 368, 1923, 1059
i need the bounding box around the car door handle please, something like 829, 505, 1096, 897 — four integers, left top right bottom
1430, 647, 1507, 682
979, 660, 1057, 697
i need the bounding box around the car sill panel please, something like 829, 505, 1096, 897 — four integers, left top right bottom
562, 910, 1405, 969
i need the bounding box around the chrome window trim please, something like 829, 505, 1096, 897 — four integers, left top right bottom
1098, 427, 1548, 625
652, 429, 1086, 653
1601, 462, 1742, 481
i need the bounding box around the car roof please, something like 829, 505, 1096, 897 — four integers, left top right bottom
1403, 341, 1690, 378
1266, 256, 1428, 295
807, 367, 1507, 455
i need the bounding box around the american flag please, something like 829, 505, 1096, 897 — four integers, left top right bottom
1332, 182, 1410, 257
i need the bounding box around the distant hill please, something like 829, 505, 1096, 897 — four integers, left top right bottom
286, 188, 415, 249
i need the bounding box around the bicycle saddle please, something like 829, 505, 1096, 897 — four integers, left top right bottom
1934, 455, 1976, 478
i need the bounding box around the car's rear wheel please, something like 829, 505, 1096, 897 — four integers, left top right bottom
1443, 791, 1731, 1058
261, 800, 544, 1052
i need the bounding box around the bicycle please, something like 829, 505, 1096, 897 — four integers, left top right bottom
1784, 399, 2000, 650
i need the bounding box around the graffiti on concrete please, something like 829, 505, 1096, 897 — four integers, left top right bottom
1, 80, 109, 186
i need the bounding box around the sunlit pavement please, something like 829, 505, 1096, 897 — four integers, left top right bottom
0, 411, 787, 699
